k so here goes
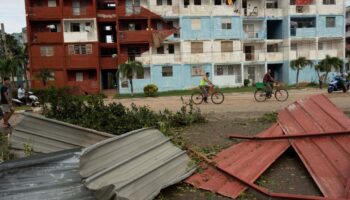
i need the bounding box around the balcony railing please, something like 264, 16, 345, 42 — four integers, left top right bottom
244, 53, 265, 62
100, 56, 118, 69
28, 7, 62, 19
290, 27, 316, 38
119, 30, 152, 44
32, 32, 63, 43
67, 55, 99, 69
63, 7, 95, 18
244, 31, 264, 40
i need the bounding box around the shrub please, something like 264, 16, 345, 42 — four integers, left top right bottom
144, 84, 158, 97
42, 89, 205, 136
244, 79, 250, 87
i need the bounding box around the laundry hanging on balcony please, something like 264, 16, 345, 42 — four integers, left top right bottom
295, 0, 312, 5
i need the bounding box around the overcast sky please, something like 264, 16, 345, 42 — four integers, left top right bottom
0, 0, 350, 33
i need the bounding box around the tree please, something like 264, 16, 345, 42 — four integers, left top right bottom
0, 58, 12, 80
118, 60, 144, 96
14, 47, 29, 87
318, 55, 344, 83
290, 57, 313, 88
36, 69, 54, 86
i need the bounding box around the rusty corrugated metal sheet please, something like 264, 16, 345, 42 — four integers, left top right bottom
11, 113, 113, 153
79, 128, 196, 200
0, 149, 96, 200
186, 124, 290, 199
278, 94, 350, 199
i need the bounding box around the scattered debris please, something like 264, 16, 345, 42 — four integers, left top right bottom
187, 94, 350, 199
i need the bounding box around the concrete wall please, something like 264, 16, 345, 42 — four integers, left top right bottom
317, 15, 344, 37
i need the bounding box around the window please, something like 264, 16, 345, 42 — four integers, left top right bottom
157, 46, 164, 54
162, 66, 173, 77
88, 71, 96, 80
267, 44, 279, 52
157, 22, 163, 30
191, 19, 201, 30
68, 44, 93, 55
323, 0, 335, 5
167, 0, 172, 5
157, 0, 162, 5
214, 0, 222, 5
76, 72, 83, 82
194, 0, 201, 5
70, 23, 81, 32
221, 18, 232, 30
136, 68, 150, 79
40, 46, 54, 57
191, 66, 204, 76
121, 80, 129, 88
326, 17, 336, 28
184, 0, 190, 7
191, 42, 203, 53
318, 42, 323, 50
48, 0, 57, 7
168, 44, 175, 54
291, 43, 297, 51
214, 65, 242, 83
221, 41, 233, 52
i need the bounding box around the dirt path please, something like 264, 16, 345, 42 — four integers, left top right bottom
107, 88, 350, 114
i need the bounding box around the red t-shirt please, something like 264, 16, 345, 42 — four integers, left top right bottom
263, 73, 272, 83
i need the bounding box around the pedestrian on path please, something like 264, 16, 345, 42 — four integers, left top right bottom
1, 77, 14, 128
319, 74, 326, 89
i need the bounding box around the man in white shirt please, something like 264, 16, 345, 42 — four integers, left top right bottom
17, 84, 26, 104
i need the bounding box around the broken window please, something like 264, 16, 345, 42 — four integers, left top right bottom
221, 41, 233, 52
40, 46, 54, 56
191, 42, 203, 53
221, 18, 232, 30
191, 19, 201, 30
326, 17, 335, 28
162, 66, 173, 77
68, 44, 93, 55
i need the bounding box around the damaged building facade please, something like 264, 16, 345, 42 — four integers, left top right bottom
25, 0, 346, 94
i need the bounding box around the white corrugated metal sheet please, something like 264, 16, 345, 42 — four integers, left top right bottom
79, 128, 196, 200
11, 113, 113, 153
0, 149, 96, 200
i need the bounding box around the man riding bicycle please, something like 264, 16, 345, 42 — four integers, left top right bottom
263, 69, 275, 98
199, 72, 214, 103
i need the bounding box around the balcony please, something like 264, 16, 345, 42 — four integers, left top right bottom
119, 31, 152, 44
32, 32, 63, 44
242, 8, 264, 17
179, 5, 212, 16
28, 7, 62, 19
266, 52, 283, 61
63, 7, 96, 18
212, 52, 243, 63
212, 6, 240, 16
290, 50, 316, 60
64, 32, 98, 43
97, 10, 117, 21
318, 4, 343, 15
290, 28, 316, 38
318, 50, 338, 60
31, 57, 64, 70
181, 53, 211, 64
116, 6, 160, 19
67, 55, 99, 69
100, 57, 118, 69
243, 31, 266, 40
265, 8, 283, 17
244, 52, 265, 62
289, 5, 316, 15
149, 5, 180, 17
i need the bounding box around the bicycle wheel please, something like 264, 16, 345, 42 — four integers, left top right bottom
211, 92, 224, 104
191, 92, 204, 105
275, 89, 289, 102
254, 89, 267, 102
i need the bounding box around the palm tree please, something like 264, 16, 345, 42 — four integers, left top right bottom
0, 58, 12, 80
319, 55, 344, 83
14, 47, 29, 87
118, 60, 144, 96
36, 68, 54, 86
290, 57, 313, 88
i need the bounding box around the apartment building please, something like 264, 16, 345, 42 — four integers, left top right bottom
25, 0, 174, 94
25, 0, 346, 94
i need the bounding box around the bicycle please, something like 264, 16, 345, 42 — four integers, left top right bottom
254, 82, 289, 102
191, 85, 225, 105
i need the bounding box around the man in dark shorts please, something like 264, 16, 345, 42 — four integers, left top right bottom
263, 69, 275, 98
1, 77, 14, 128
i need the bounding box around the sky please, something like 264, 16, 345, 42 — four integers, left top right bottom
0, 0, 350, 34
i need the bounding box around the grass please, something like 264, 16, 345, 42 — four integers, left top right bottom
15, 105, 32, 111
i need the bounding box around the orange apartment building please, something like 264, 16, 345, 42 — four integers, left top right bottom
25, 0, 174, 94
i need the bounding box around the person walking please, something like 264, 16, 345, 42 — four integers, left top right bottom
1, 77, 14, 128
319, 74, 326, 89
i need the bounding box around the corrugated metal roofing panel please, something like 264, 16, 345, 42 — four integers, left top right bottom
186, 124, 290, 199
11, 113, 113, 153
79, 128, 196, 200
278, 94, 350, 198
0, 149, 96, 200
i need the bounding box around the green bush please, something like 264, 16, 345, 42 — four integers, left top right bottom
144, 84, 158, 97
42, 89, 205, 136
244, 79, 250, 87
